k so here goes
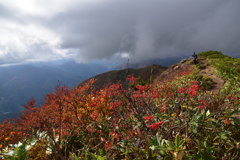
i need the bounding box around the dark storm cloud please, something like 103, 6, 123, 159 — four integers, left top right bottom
50, 0, 240, 62
0, 4, 19, 21
0, 1, 71, 66
0, 4, 28, 24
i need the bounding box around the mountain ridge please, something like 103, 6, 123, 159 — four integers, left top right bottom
1, 51, 240, 159
79, 64, 167, 90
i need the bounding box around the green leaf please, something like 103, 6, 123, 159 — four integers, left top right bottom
96, 155, 107, 160
230, 110, 240, 116
175, 134, 184, 151
166, 140, 175, 150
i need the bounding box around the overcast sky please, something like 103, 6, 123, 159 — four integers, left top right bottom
0, 0, 239, 65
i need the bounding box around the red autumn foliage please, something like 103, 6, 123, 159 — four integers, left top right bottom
0, 70, 239, 159
225, 119, 231, 125
198, 105, 204, 110
147, 121, 164, 130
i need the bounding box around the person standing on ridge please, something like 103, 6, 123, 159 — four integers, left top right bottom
192, 52, 197, 64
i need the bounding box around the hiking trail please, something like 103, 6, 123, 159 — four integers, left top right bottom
199, 63, 225, 93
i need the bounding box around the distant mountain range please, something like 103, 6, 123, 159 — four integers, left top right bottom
0, 57, 182, 122
117, 57, 185, 69
0, 60, 110, 122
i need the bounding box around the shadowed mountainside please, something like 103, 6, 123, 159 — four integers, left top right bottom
80, 64, 167, 90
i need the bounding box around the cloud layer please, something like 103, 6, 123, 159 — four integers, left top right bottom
0, 0, 239, 64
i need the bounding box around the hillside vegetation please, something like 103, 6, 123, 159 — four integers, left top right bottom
0, 61, 110, 123
198, 51, 240, 93
0, 51, 240, 160
80, 65, 167, 90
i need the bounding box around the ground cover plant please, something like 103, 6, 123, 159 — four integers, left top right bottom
198, 51, 240, 93
0, 51, 240, 160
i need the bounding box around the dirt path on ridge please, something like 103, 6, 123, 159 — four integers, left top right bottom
156, 58, 225, 94
199, 65, 225, 93
155, 59, 193, 83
